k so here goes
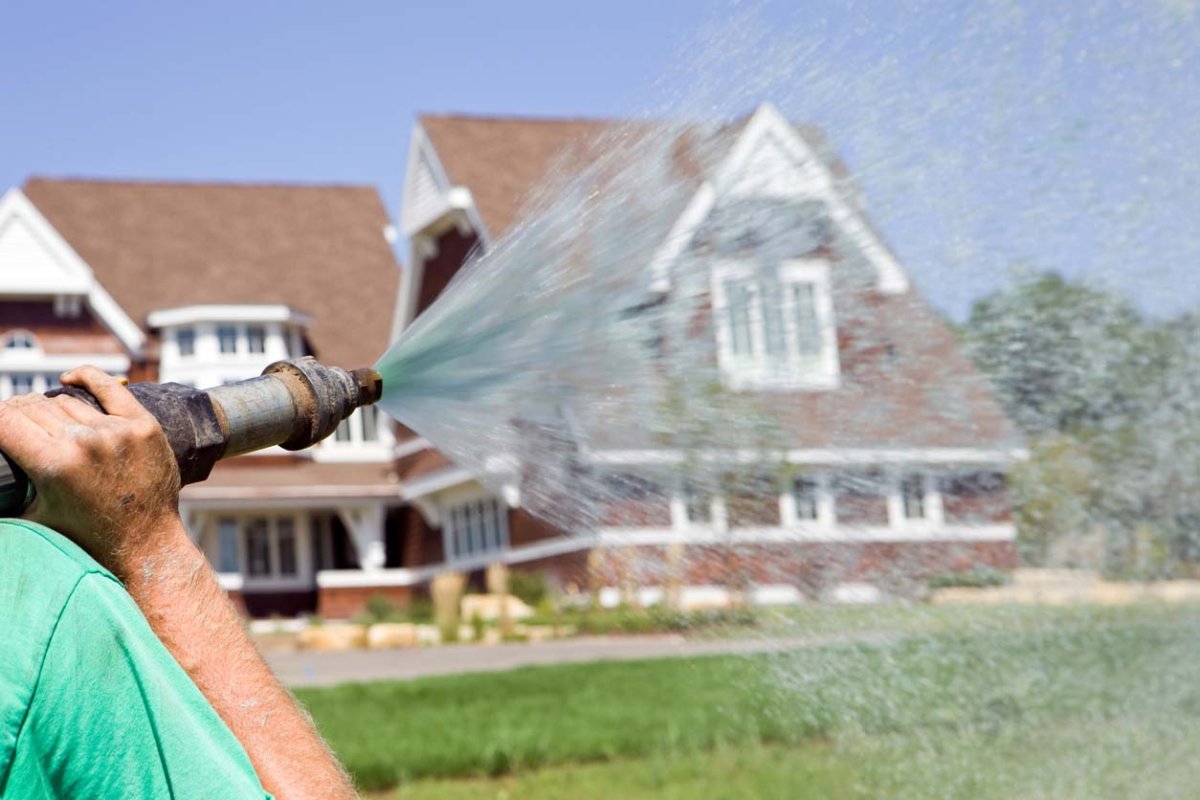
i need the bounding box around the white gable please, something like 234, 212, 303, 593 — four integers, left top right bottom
0, 188, 146, 354
0, 190, 91, 294
724, 129, 826, 199
657, 103, 909, 295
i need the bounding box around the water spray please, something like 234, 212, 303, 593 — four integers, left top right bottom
0, 357, 383, 516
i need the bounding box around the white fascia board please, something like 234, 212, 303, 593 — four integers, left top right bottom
400, 466, 477, 501
179, 486, 402, 505
585, 447, 1028, 466
647, 182, 716, 293
715, 102, 910, 295
147, 304, 313, 328
0, 352, 131, 373
596, 524, 1017, 545
1, 189, 146, 354
394, 123, 494, 338
0, 189, 90, 294
393, 436, 433, 459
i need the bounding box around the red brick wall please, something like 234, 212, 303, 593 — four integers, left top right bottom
589, 540, 1018, 598
416, 228, 480, 318
509, 508, 568, 548
401, 507, 443, 568
941, 472, 1012, 524
317, 585, 413, 620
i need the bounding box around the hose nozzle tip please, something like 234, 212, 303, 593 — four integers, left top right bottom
352, 368, 384, 406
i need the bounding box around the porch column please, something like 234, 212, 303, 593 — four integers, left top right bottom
338, 503, 386, 571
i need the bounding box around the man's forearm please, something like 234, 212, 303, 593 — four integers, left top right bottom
119, 518, 358, 800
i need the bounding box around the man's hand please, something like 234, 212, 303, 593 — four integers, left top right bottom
0, 366, 182, 579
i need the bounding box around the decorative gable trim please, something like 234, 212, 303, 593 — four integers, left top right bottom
395, 124, 494, 338
653, 102, 910, 295
0, 188, 146, 354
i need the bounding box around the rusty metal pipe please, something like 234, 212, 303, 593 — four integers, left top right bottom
0, 357, 384, 517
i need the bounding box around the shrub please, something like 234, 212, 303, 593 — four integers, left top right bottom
926, 567, 1011, 589
509, 570, 550, 607
366, 594, 401, 623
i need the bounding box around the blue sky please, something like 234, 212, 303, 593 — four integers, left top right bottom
3, 1, 1198, 320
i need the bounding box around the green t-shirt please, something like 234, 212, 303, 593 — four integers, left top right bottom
0, 519, 272, 799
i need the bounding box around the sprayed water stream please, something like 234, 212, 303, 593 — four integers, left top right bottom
370, 3, 1200, 795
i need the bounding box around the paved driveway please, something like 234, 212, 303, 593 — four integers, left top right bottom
268, 634, 833, 687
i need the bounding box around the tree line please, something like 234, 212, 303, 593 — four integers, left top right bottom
962, 271, 1200, 577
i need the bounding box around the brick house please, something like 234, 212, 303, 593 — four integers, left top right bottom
368, 102, 1025, 608
0, 179, 402, 616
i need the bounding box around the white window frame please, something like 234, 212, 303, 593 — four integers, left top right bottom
0, 372, 60, 400
207, 513, 313, 591
671, 482, 728, 534
317, 406, 395, 462
711, 259, 839, 390
887, 471, 945, 530
440, 490, 510, 563
2, 330, 39, 351
779, 471, 835, 528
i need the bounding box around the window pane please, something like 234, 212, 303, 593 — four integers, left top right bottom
334, 417, 353, 442
217, 325, 238, 354
684, 483, 712, 523
10, 374, 34, 396
361, 406, 379, 441
5, 331, 35, 349
901, 474, 925, 519
793, 477, 819, 520
245, 519, 271, 576
761, 282, 787, 357
277, 518, 297, 576
177, 328, 195, 357
792, 283, 823, 356
724, 279, 755, 356
247, 326, 266, 354
217, 518, 240, 573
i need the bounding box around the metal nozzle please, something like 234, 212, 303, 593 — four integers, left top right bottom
351, 368, 384, 407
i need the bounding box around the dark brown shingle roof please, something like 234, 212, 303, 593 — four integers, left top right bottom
419, 113, 849, 242
23, 178, 401, 369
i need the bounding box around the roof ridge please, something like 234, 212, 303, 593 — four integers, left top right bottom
419, 111, 626, 125
24, 176, 379, 192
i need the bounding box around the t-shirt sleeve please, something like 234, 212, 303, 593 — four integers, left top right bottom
15, 573, 273, 799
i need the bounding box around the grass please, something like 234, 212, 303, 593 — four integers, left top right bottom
296, 603, 1200, 795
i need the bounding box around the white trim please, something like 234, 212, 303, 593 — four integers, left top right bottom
648, 182, 716, 293
718, 103, 908, 294
586, 447, 1028, 466
316, 532, 594, 589
395, 122, 494, 339
180, 485, 401, 504
643, 103, 909, 299
0, 352, 130, 373
595, 524, 1015, 545
147, 304, 313, 328
0, 189, 146, 354
216, 573, 244, 591
393, 436, 433, 458
400, 466, 476, 501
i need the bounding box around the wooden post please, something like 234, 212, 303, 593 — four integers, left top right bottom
486, 562, 512, 635
431, 571, 465, 643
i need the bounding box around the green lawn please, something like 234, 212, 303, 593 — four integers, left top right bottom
296, 604, 1200, 797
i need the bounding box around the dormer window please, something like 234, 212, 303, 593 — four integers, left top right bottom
247, 325, 266, 354
217, 325, 238, 355
712, 259, 839, 390
3, 331, 38, 351
176, 328, 196, 357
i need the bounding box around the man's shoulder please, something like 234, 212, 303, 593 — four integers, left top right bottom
0, 519, 122, 778
0, 519, 115, 585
